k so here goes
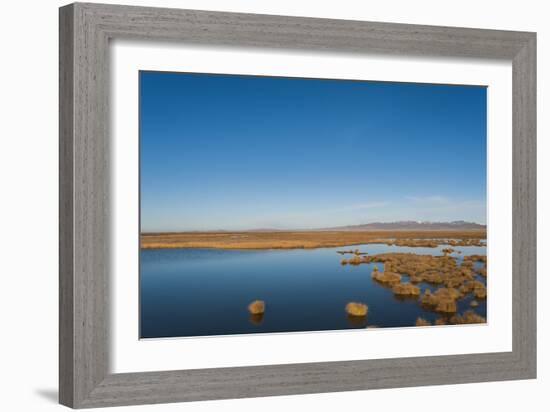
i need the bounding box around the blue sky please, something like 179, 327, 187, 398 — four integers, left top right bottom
140, 71, 486, 232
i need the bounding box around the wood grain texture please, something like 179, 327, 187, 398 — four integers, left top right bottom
59, 2, 537, 408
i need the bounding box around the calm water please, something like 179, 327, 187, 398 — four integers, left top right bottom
140, 244, 487, 338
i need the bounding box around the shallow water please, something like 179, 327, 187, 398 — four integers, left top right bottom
140, 243, 487, 338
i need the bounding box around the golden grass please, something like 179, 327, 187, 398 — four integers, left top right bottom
420, 289, 439, 306
348, 255, 363, 265
140, 230, 486, 250
345, 302, 368, 317
435, 298, 457, 313
392, 283, 421, 297
463, 254, 487, 263
473, 286, 487, 299
247, 300, 265, 315
420, 287, 461, 314
372, 270, 402, 285
449, 310, 486, 324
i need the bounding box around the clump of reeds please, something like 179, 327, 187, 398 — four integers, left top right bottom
372, 270, 402, 285
416, 317, 431, 326
436, 287, 462, 300
392, 283, 420, 297
442, 247, 454, 256
421, 288, 460, 313
420, 289, 439, 306
471, 254, 487, 263
345, 302, 368, 317
348, 255, 363, 265
435, 318, 447, 326
435, 298, 457, 313
459, 280, 483, 294
460, 280, 486, 299
422, 270, 444, 284
473, 285, 487, 299
248, 300, 265, 315
450, 310, 486, 324
341, 259, 348, 265
393, 239, 439, 248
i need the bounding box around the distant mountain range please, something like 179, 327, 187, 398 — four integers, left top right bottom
146, 221, 486, 234
317, 220, 486, 231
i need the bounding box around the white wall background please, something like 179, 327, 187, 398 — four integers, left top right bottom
0, 1, 546, 411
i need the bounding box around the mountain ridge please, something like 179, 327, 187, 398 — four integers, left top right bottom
317, 220, 486, 232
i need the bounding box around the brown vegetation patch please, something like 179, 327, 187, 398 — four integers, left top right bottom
390, 239, 439, 248
473, 286, 487, 299
420, 287, 461, 314
435, 298, 457, 313
416, 317, 431, 327
248, 300, 265, 315
463, 254, 487, 263
392, 283, 421, 297
372, 270, 402, 285
449, 310, 486, 324
141, 230, 486, 250
345, 302, 368, 317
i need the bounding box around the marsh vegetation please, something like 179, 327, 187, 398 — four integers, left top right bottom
140, 230, 486, 250
140, 234, 486, 338
339, 248, 487, 325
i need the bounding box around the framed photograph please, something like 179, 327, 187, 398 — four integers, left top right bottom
59, 2, 536, 408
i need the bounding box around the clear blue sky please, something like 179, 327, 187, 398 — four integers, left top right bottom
140, 71, 486, 232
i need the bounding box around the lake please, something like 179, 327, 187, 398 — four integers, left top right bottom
140, 243, 487, 338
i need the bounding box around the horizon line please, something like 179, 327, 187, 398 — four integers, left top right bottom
140, 220, 487, 234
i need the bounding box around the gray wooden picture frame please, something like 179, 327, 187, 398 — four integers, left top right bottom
59, 2, 536, 409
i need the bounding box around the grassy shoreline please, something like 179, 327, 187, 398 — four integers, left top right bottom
140, 230, 486, 250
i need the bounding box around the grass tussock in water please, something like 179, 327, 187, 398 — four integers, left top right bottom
450, 310, 486, 324
371, 266, 402, 285
345, 302, 368, 317
463, 254, 487, 264
420, 288, 461, 313
248, 300, 265, 315
473, 286, 487, 299
392, 283, 421, 297
435, 298, 457, 313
